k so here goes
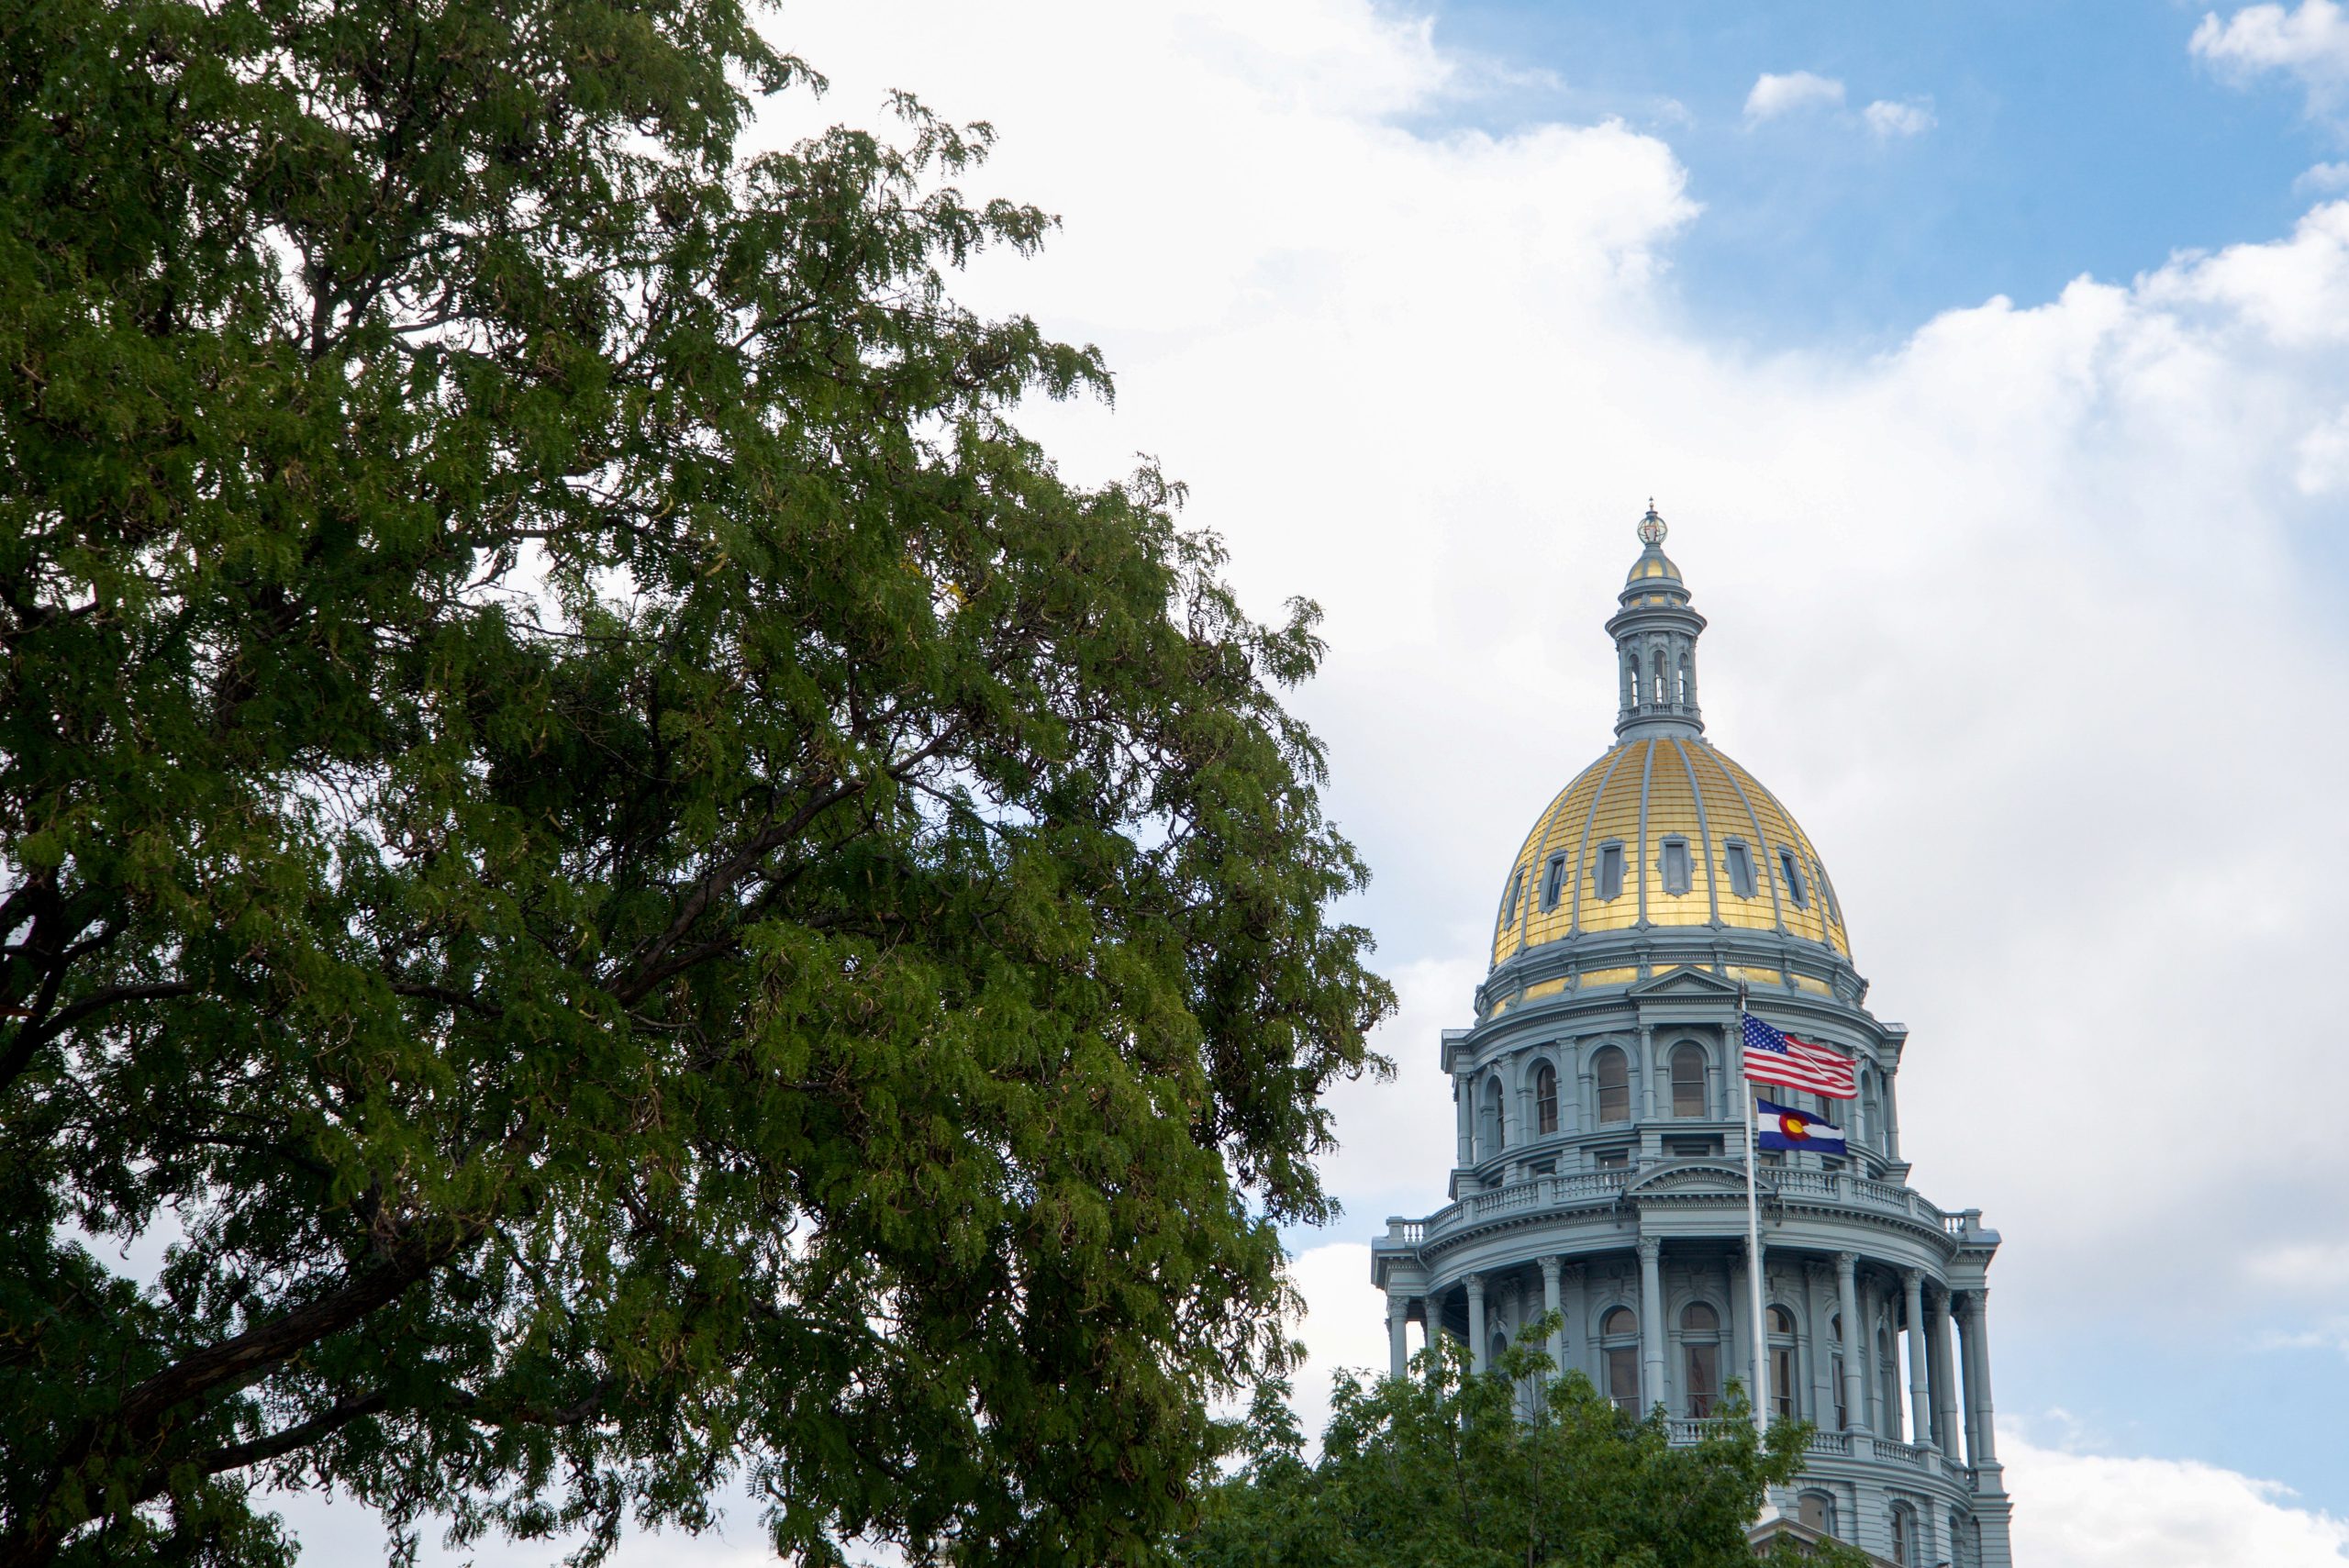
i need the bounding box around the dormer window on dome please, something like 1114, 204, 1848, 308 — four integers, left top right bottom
1724, 840, 1758, 898
1660, 837, 1693, 897
1778, 847, 1809, 909
1595, 841, 1625, 901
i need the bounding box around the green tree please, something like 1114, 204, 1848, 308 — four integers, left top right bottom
0, 0, 1394, 1562
1180, 1324, 1877, 1568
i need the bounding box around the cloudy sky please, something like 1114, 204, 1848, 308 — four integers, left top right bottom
290, 1, 2349, 1562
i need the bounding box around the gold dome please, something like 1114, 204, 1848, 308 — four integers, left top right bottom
1490, 735, 1849, 969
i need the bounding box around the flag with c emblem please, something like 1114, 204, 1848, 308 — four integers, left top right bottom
1755, 1096, 1847, 1154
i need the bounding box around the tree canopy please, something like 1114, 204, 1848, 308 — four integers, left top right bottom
1179, 1329, 1877, 1568
0, 0, 1393, 1562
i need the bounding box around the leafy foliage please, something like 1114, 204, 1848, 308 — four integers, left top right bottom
1179, 1324, 1878, 1568
0, 0, 1394, 1562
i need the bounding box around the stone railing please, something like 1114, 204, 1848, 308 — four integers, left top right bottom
1805, 1429, 1854, 1457
1395, 1169, 1631, 1246
1386, 1162, 1971, 1252
1875, 1436, 1936, 1470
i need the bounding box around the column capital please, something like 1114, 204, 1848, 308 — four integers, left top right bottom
1901, 1264, 1923, 1287
1834, 1249, 1858, 1276
1539, 1254, 1563, 1284
1464, 1272, 1486, 1292
1637, 1236, 1664, 1262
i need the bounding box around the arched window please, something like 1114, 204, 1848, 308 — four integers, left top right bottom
1623, 652, 1639, 708
1798, 1491, 1836, 1537
1477, 1077, 1504, 1161
1593, 1047, 1630, 1124
1534, 1062, 1560, 1136
1669, 1042, 1707, 1118
1600, 1307, 1640, 1413
1889, 1502, 1914, 1566
1767, 1305, 1798, 1421
1678, 651, 1693, 705
1950, 1510, 1968, 1568
1490, 1331, 1509, 1372
1681, 1302, 1720, 1418
1652, 648, 1668, 704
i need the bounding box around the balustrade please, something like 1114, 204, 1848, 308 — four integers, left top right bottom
1875, 1436, 1934, 1470
1379, 1161, 1961, 1254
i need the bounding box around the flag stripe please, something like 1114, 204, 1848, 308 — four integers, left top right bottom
1739, 1011, 1857, 1098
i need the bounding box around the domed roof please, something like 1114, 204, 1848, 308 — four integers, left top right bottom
1489, 736, 1850, 969
1488, 504, 1852, 975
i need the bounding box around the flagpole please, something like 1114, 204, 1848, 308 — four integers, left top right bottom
1739, 985, 1768, 1443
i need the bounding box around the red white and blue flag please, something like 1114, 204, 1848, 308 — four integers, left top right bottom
1740, 1012, 1856, 1100
1755, 1097, 1847, 1154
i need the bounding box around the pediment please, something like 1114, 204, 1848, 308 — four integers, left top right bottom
1624, 1160, 1747, 1195
1624, 965, 1741, 1000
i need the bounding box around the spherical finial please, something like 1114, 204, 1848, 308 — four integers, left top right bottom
1637, 499, 1667, 547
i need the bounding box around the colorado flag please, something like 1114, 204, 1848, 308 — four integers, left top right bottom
1755, 1097, 1847, 1155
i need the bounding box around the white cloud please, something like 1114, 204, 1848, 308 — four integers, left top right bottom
1863, 97, 1936, 138
2297, 158, 2349, 189
2294, 404, 2349, 489
1284, 1242, 1391, 1441
2193, 1, 2349, 115
1744, 69, 1846, 121
2247, 1241, 2349, 1290
2002, 1430, 2349, 1567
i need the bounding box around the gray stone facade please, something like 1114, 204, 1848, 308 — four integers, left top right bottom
1369, 509, 2013, 1568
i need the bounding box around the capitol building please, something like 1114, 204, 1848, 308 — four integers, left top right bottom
1369, 510, 2014, 1568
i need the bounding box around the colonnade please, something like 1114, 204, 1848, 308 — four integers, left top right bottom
1384, 1246, 1999, 1470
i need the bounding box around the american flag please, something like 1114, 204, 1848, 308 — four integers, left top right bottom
1740, 1013, 1856, 1099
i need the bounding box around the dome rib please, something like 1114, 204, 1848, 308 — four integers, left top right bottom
1672, 738, 1722, 928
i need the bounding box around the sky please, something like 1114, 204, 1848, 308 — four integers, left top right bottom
272, 2, 2349, 1562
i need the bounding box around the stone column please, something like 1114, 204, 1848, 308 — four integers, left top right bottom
1961, 1289, 1999, 1463
1885, 1071, 1903, 1163
1903, 1270, 1932, 1447
1563, 1264, 1587, 1383
1804, 1264, 1832, 1423
1728, 1253, 1752, 1415
1835, 1251, 1866, 1432
1467, 1274, 1488, 1374
1541, 1256, 1564, 1374
1561, 1040, 1583, 1134
1638, 1238, 1666, 1412
1956, 1295, 1980, 1461
1388, 1295, 1410, 1380
1455, 1075, 1473, 1167
1638, 1025, 1658, 1121
1930, 1288, 1961, 1460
